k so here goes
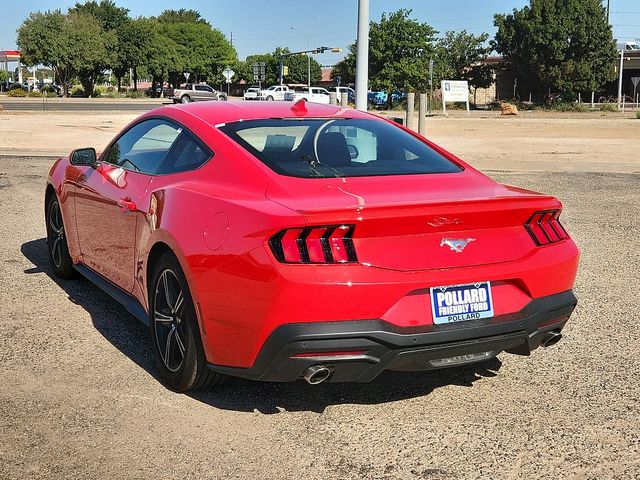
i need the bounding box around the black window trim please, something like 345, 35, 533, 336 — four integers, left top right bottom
99, 115, 214, 177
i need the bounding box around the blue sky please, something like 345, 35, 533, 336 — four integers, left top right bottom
2, 1, 639, 65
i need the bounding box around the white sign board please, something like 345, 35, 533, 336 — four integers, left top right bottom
222, 67, 235, 83
441, 80, 470, 115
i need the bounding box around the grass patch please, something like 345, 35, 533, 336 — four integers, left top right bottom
599, 103, 617, 112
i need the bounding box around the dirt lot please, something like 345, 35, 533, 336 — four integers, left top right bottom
0, 111, 639, 479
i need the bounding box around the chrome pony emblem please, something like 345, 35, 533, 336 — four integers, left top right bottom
440, 237, 476, 253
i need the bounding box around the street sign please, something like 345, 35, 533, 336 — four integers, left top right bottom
222, 67, 235, 83
184, 72, 190, 82
252, 63, 266, 82
632, 77, 640, 88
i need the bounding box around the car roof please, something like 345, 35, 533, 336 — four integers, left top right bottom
155, 101, 374, 125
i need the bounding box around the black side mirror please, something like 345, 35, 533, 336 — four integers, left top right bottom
70, 147, 97, 167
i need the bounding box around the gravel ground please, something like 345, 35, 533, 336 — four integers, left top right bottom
0, 156, 639, 479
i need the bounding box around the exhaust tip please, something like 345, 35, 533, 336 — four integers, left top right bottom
541, 331, 562, 348
303, 365, 332, 385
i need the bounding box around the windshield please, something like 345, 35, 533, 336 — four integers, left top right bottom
266, 86, 277, 91
218, 118, 462, 178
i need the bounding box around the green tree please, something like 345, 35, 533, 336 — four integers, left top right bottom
493, 0, 617, 99
0, 70, 8, 84
17, 10, 74, 96
69, 0, 129, 31
157, 11, 237, 86
69, 12, 115, 96
70, 1, 129, 91
332, 9, 438, 104
275, 47, 322, 85
157, 9, 210, 26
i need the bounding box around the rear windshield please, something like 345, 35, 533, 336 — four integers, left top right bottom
218, 118, 462, 178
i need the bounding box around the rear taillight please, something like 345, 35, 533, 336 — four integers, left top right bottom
270, 225, 357, 264
525, 209, 569, 246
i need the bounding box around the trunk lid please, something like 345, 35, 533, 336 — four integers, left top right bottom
266, 172, 560, 271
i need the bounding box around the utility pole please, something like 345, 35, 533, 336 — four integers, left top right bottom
617, 48, 624, 108
355, 0, 369, 111
606, 0, 610, 23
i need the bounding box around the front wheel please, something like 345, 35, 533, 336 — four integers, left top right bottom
217, 93, 228, 101
180, 95, 191, 104
46, 194, 75, 278
266, 95, 274, 101
149, 252, 225, 391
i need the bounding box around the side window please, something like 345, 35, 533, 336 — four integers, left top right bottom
103, 119, 212, 175
195, 85, 213, 92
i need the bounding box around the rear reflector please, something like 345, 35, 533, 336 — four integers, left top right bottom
292, 350, 366, 358
270, 225, 357, 264
525, 210, 569, 246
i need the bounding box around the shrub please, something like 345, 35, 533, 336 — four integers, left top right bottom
70, 86, 85, 97
124, 90, 148, 99
6, 89, 27, 97
41, 85, 57, 95
547, 101, 587, 112
27, 91, 43, 97
600, 103, 617, 112
8, 83, 23, 91
100, 90, 121, 99
636, 110, 640, 119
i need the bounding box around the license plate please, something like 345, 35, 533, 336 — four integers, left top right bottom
430, 282, 494, 325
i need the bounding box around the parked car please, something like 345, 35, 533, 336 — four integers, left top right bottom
616, 41, 640, 51
368, 90, 407, 108
258, 85, 291, 101
167, 83, 227, 103
328, 86, 355, 103
284, 86, 331, 104
243, 86, 261, 100
45, 101, 579, 391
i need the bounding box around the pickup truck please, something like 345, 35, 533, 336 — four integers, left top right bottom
328, 86, 355, 104
258, 85, 292, 101
284, 87, 331, 104
168, 83, 227, 103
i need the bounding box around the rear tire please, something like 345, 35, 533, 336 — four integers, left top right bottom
46, 194, 76, 279
217, 93, 228, 101
266, 95, 274, 101
149, 252, 225, 391
180, 95, 191, 104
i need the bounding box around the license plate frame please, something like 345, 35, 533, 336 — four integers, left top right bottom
430, 281, 494, 325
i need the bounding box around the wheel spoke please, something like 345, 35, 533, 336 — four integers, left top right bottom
51, 236, 62, 266
163, 325, 175, 367
174, 329, 186, 356
154, 310, 173, 323
173, 290, 183, 313
162, 272, 172, 307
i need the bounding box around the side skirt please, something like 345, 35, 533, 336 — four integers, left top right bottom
74, 263, 149, 326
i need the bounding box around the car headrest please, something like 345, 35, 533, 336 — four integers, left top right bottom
317, 132, 351, 167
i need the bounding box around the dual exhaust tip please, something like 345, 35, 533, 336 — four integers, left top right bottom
541, 330, 562, 348
303, 331, 563, 383
303, 365, 333, 385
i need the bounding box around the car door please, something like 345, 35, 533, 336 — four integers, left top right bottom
74, 119, 182, 292
195, 85, 214, 101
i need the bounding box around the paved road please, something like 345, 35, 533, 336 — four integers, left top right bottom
0, 98, 168, 112
0, 155, 638, 479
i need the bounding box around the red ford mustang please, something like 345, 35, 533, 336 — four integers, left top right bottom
45, 100, 579, 391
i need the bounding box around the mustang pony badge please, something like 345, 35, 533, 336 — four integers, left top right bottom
440, 237, 476, 253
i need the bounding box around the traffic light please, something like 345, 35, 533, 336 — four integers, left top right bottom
283, 66, 289, 76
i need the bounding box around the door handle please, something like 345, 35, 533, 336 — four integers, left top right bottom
117, 198, 137, 212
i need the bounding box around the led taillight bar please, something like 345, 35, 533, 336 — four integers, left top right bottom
525, 209, 569, 246
270, 225, 358, 264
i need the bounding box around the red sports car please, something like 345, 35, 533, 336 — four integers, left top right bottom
45, 100, 579, 391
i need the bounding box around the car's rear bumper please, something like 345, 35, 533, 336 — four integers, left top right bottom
207, 290, 577, 383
